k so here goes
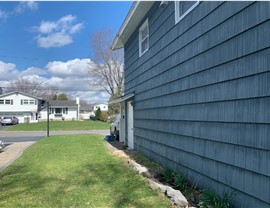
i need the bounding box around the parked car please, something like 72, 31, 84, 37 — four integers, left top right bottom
110, 114, 120, 140
1, 116, 19, 125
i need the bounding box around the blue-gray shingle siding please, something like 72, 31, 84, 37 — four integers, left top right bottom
123, 1, 270, 207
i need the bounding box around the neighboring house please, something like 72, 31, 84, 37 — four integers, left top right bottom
40, 100, 79, 121
0, 91, 42, 123
93, 104, 108, 112
80, 105, 95, 120
110, 2, 270, 208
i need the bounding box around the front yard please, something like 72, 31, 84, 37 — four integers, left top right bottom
0, 135, 170, 207
5, 120, 110, 131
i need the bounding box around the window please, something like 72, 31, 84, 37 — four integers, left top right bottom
21, 99, 36, 105
29, 99, 35, 105
175, 1, 199, 24
0, 100, 4, 104
23, 100, 29, 105
4, 99, 13, 105
139, 19, 149, 57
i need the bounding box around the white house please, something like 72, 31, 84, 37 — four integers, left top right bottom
93, 104, 108, 112
0, 91, 42, 123
40, 100, 79, 121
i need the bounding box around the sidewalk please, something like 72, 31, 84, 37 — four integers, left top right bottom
0, 142, 35, 172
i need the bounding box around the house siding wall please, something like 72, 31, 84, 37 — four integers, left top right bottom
0, 93, 39, 123
40, 107, 78, 121
123, 2, 270, 207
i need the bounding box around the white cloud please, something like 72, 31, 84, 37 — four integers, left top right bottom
0, 2, 38, 21
19, 67, 47, 77
0, 9, 9, 19
70, 23, 84, 34
38, 21, 58, 34
37, 32, 72, 48
0, 61, 19, 81
0, 59, 109, 104
15, 1, 38, 14
46, 58, 94, 78
32, 15, 84, 48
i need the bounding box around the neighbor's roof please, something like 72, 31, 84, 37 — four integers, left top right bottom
48, 100, 78, 108
111, 1, 154, 50
0, 91, 42, 100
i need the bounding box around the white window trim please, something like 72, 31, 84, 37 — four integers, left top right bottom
139, 18, 149, 57
175, 1, 199, 24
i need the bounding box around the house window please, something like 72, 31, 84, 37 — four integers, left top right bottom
21, 99, 36, 105
23, 100, 29, 105
175, 1, 199, 24
29, 99, 35, 105
5, 99, 13, 105
139, 19, 149, 57
0, 100, 4, 104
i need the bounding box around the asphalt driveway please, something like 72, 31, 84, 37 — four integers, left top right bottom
0, 130, 109, 143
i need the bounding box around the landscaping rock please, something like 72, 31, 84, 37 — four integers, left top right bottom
147, 179, 189, 208
128, 159, 148, 174
105, 141, 190, 208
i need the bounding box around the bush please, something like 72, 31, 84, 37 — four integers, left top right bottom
163, 167, 174, 183
95, 108, 102, 121
199, 189, 232, 208
100, 112, 108, 122
174, 174, 188, 191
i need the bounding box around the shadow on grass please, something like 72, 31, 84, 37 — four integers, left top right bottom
0, 163, 168, 207
79, 162, 166, 208
0, 164, 61, 206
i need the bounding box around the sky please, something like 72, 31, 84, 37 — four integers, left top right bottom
0, 1, 132, 104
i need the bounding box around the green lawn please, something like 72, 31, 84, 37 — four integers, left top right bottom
0, 135, 170, 208
6, 120, 110, 131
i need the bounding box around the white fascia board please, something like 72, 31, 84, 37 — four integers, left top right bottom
108, 93, 135, 104
111, 1, 154, 50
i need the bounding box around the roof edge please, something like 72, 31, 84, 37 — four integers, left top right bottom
108, 93, 135, 104
0, 91, 42, 100
111, 1, 154, 50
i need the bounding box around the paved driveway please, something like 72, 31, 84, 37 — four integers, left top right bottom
0, 130, 109, 143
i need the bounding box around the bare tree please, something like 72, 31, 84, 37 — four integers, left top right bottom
90, 29, 124, 97
8, 78, 40, 95
7, 78, 58, 100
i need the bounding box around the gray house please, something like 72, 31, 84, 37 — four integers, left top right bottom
111, 1, 270, 208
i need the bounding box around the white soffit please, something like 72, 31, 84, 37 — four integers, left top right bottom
108, 93, 135, 104
112, 1, 154, 50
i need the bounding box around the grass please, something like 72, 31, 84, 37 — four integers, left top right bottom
5, 120, 110, 131
0, 135, 170, 208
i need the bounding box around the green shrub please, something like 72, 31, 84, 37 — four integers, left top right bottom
174, 174, 188, 191
199, 189, 232, 208
163, 167, 174, 183
95, 108, 102, 121
100, 112, 108, 122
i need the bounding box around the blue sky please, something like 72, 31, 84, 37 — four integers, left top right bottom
0, 1, 132, 103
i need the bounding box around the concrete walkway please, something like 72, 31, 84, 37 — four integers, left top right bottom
0, 142, 35, 172
0, 130, 109, 172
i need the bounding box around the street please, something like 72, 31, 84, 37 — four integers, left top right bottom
0, 128, 109, 143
